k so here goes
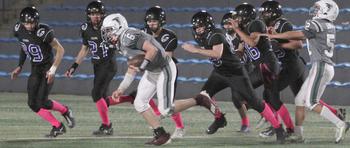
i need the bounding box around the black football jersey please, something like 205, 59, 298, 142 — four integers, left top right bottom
81, 22, 115, 64
142, 28, 177, 52
270, 18, 300, 63
198, 29, 243, 76
243, 20, 277, 65
13, 23, 54, 65
244, 20, 273, 54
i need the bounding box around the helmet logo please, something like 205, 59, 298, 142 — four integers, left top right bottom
325, 3, 332, 13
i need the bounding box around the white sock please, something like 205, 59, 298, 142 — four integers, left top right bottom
295, 126, 304, 137
320, 106, 345, 128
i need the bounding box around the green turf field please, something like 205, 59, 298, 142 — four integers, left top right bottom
0, 92, 349, 148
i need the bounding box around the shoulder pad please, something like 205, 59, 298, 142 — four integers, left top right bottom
274, 18, 291, 31
14, 22, 21, 32
36, 23, 52, 37
81, 23, 88, 31
162, 28, 177, 36
120, 28, 139, 47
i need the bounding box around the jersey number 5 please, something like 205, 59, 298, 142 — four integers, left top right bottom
325, 34, 335, 58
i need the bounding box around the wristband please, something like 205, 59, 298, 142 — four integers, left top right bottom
48, 66, 57, 75
71, 62, 79, 69
139, 59, 150, 71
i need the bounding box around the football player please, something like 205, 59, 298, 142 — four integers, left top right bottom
257, 0, 344, 138
267, 0, 350, 143
102, 13, 221, 146
110, 6, 185, 139
229, 2, 295, 138
65, 1, 116, 136
221, 11, 251, 133
182, 10, 286, 143
257, 0, 305, 137
11, 6, 75, 137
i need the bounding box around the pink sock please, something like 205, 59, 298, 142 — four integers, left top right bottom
172, 112, 185, 129
109, 95, 135, 105
37, 108, 61, 128
149, 99, 161, 116
51, 100, 68, 114
266, 102, 279, 121
260, 102, 281, 129
241, 116, 250, 126
277, 104, 294, 129
96, 98, 110, 126
319, 100, 337, 114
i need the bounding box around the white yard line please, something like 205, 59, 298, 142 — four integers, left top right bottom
0, 135, 214, 142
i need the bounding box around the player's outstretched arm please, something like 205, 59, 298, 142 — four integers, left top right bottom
268, 31, 306, 41
281, 40, 303, 50
65, 45, 89, 78
182, 43, 223, 59
112, 68, 137, 100
46, 38, 65, 84
229, 19, 259, 47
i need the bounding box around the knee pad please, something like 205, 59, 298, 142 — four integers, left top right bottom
133, 98, 150, 113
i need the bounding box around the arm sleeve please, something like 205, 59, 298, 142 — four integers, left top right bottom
80, 24, 89, 45
43, 29, 55, 43
208, 33, 224, 46
249, 20, 266, 33
164, 36, 178, 51
13, 23, 21, 38
278, 21, 293, 33
136, 34, 148, 50
18, 49, 26, 67
276, 21, 293, 43
302, 20, 319, 39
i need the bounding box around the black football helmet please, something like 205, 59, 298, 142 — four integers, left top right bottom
259, 0, 283, 25
145, 6, 166, 26
86, 1, 106, 20
191, 10, 215, 44
235, 3, 256, 28
221, 11, 237, 34
20, 6, 40, 24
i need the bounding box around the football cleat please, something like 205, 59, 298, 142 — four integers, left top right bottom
45, 123, 66, 138
171, 128, 185, 139
206, 112, 227, 134
92, 123, 113, 136
62, 106, 75, 128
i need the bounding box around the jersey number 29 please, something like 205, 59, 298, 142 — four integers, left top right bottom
21, 42, 43, 62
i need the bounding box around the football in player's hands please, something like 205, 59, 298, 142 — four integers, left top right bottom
127, 54, 145, 67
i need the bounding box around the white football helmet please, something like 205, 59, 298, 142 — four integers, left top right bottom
101, 13, 128, 43
310, 0, 339, 22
